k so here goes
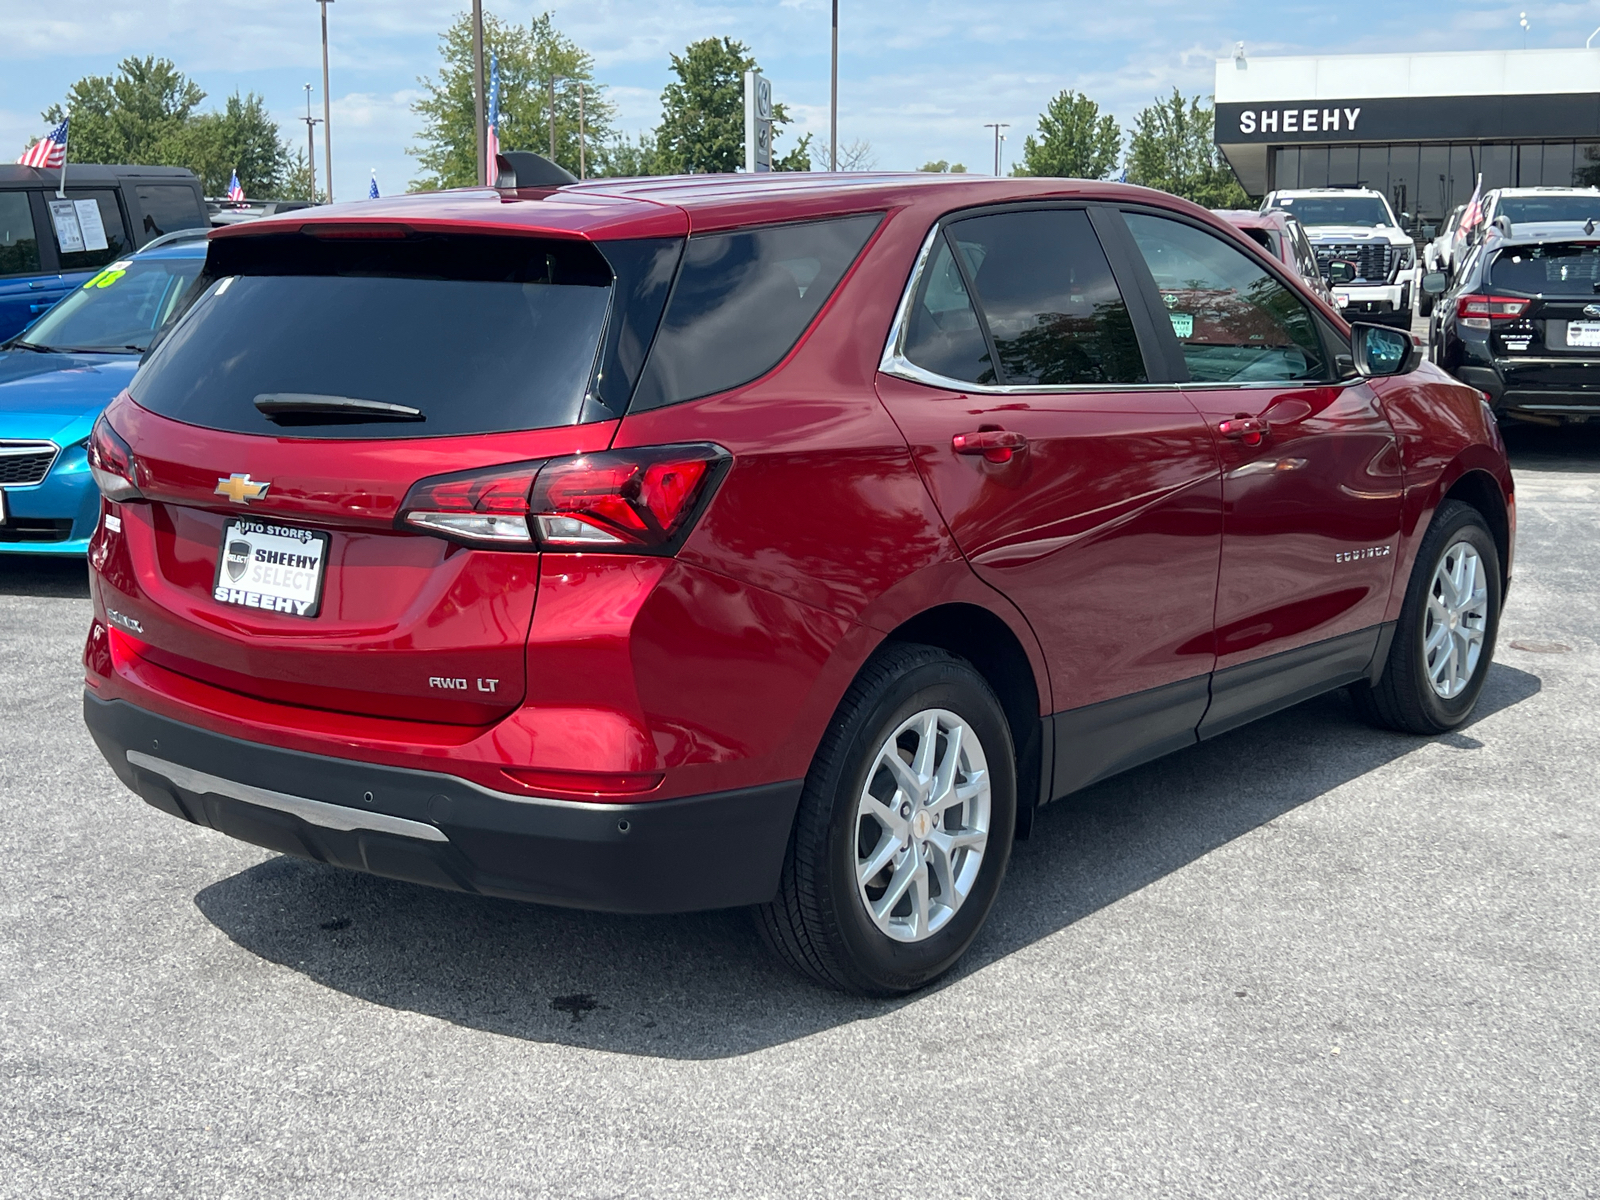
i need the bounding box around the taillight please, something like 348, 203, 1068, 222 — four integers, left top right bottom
397, 444, 728, 552
87, 415, 142, 502
398, 460, 541, 546
530, 445, 728, 550
1456, 294, 1528, 330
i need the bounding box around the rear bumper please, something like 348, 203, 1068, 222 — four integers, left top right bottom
85, 692, 803, 914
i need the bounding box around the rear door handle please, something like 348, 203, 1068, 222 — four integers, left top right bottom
1218, 416, 1270, 446
952, 429, 1027, 463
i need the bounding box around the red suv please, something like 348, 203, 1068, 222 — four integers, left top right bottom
82, 174, 1514, 995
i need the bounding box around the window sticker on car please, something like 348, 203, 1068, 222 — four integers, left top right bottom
73, 199, 109, 252
1169, 312, 1195, 338
83, 263, 131, 290
48, 199, 84, 254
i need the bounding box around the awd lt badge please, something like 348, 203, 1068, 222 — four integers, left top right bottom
215, 473, 270, 504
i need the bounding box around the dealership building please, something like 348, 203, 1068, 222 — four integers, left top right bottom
1213, 48, 1600, 226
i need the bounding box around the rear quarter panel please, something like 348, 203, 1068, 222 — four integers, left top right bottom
1370, 361, 1514, 618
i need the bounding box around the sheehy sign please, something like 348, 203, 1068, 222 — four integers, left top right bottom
1215, 93, 1600, 144
1238, 107, 1362, 135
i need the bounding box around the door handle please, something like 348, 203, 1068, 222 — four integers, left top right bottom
1218, 416, 1270, 447
952, 429, 1027, 464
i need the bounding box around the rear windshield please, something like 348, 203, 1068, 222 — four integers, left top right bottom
1270, 196, 1394, 228
1489, 242, 1600, 295
1497, 195, 1600, 225
14, 254, 203, 352
130, 233, 614, 439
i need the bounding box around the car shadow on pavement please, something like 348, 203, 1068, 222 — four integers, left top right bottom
0, 556, 89, 598
194, 661, 1541, 1060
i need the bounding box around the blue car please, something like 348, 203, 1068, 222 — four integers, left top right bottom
0, 231, 206, 555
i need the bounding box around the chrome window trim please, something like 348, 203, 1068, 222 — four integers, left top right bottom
0, 439, 61, 488
878, 221, 1183, 396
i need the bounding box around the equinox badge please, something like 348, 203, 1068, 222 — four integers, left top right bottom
215, 473, 270, 504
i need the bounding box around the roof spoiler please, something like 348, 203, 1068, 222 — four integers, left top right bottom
494, 152, 577, 189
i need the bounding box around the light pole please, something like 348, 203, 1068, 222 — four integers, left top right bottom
1520, 11, 1529, 48
830, 0, 838, 171
317, 0, 334, 202
549, 75, 568, 164
984, 122, 1009, 176
472, 0, 486, 184
301, 83, 322, 200
578, 82, 587, 179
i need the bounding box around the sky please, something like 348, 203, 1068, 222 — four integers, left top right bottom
4, 0, 1599, 200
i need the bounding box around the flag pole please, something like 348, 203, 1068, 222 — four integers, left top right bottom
57, 114, 69, 199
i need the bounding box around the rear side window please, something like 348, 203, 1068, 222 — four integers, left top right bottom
131, 233, 614, 440
1123, 212, 1327, 384
902, 234, 997, 384
630, 213, 881, 409
1490, 242, 1600, 294
946, 208, 1147, 386
0, 192, 40, 277
134, 184, 208, 239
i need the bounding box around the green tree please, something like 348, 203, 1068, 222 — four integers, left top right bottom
1013, 90, 1120, 180
410, 10, 616, 190
40, 57, 293, 197
593, 131, 661, 177
655, 37, 810, 174
279, 147, 327, 203
164, 93, 290, 196
917, 160, 967, 173
44, 56, 204, 165
1125, 89, 1249, 206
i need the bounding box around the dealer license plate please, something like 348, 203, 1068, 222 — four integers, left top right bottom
212, 519, 329, 618
1566, 321, 1600, 348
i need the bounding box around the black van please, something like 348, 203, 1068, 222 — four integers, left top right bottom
0, 164, 207, 342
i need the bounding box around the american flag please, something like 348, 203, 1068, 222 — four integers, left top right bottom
368, 171, 380, 200
17, 117, 68, 168
1460, 173, 1485, 233
227, 169, 245, 202
487, 54, 501, 168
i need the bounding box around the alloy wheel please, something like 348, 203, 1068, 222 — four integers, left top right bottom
854, 707, 991, 943
1424, 539, 1489, 699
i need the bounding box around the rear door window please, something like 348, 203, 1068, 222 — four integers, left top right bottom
0, 192, 41, 276
134, 184, 208, 239
902, 234, 997, 384
943, 207, 1147, 386
48, 190, 132, 271
1122, 212, 1328, 384
130, 233, 615, 440
630, 213, 881, 409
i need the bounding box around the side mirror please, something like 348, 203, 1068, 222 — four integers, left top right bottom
1326, 260, 1357, 286
1422, 271, 1449, 296
1350, 322, 1419, 377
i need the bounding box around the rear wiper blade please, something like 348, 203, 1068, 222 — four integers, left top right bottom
252, 393, 425, 423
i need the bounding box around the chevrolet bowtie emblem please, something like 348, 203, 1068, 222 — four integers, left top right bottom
215, 473, 270, 504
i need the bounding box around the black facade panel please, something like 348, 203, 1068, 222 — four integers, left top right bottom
1216, 94, 1600, 145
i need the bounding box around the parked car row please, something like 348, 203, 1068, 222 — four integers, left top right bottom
57, 167, 1511, 995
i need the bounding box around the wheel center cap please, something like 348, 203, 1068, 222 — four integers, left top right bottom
911, 809, 935, 840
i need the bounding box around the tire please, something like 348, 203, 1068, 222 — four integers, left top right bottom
1418, 291, 1433, 319
1350, 500, 1502, 734
756, 643, 1017, 996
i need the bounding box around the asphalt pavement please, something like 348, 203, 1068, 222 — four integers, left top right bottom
2, 425, 1598, 1198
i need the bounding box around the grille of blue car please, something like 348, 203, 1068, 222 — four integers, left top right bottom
0, 442, 59, 487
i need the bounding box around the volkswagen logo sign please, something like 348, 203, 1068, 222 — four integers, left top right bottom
225, 539, 252, 582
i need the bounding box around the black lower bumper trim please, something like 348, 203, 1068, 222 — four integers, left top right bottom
85, 693, 802, 914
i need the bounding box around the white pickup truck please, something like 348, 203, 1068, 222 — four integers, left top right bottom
1260, 188, 1418, 328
